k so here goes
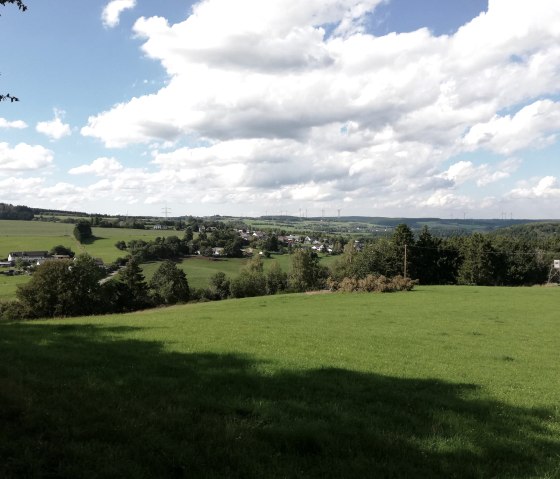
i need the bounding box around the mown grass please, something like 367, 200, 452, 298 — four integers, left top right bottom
0, 274, 29, 301
83, 227, 182, 263
0, 220, 76, 259
0, 220, 182, 263
1, 286, 559, 478
142, 253, 337, 289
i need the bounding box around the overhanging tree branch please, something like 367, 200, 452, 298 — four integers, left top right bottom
0, 0, 27, 12
1, 0, 27, 102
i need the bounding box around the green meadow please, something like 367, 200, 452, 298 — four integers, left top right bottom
0, 275, 29, 301
142, 254, 338, 289
0, 220, 76, 256
0, 221, 186, 297
0, 220, 182, 263
1, 286, 559, 478
0, 217, 337, 297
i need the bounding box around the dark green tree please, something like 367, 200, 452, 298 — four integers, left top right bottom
391, 224, 415, 277
265, 261, 288, 295
73, 222, 93, 243
118, 258, 149, 310
413, 226, 441, 283
16, 254, 104, 318
208, 272, 231, 300
458, 233, 500, 285
184, 226, 194, 242
224, 236, 244, 258
229, 257, 266, 298
264, 235, 279, 252
289, 249, 328, 292
149, 260, 190, 305
49, 244, 75, 257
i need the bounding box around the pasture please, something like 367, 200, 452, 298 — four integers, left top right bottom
0, 220, 182, 263
142, 253, 338, 289
1, 286, 558, 478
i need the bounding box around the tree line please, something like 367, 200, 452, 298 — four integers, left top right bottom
1, 222, 559, 321
330, 224, 559, 286
0, 256, 190, 320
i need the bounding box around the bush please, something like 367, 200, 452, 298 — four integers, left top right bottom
208, 272, 231, 300
327, 274, 417, 293
0, 300, 30, 321
73, 222, 93, 243
229, 271, 266, 298
149, 260, 190, 305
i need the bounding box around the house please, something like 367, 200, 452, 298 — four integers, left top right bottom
8, 251, 48, 263
52, 254, 72, 260
212, 247, 225, 257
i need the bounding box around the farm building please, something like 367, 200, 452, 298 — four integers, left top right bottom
8, 251, 48, 262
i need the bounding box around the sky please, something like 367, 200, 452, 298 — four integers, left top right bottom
1, 0, 560, 219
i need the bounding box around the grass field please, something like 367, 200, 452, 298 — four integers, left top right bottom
0, 274, 29, 301
142, 253, 338, 289
0, 220, 182, 263
1, 286, 559, 478
0, 220, 76, 258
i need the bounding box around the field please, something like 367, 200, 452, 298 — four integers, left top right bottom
142, 254, 339, 289
0, 220, 182, 263
0, 217, 339, 297
1, 286, 559, 478
0, 220, 76, 256
0, 274, 29, 301
0, 220, 185, 297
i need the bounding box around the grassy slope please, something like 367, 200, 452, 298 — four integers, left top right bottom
85, 227, 181, 263
142, 253, 338, 289
0, 220, 76, 256
0, 221, 184, 297
1, 286, 559, 478
0, 220, 181, 263
0, 275, 29, 301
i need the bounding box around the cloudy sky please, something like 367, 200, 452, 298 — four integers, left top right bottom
1, 0, 560, 219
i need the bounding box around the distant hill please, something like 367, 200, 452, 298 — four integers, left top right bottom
0, 203, 34, 221
490, 221, 560, 239
2, 202, 557, 236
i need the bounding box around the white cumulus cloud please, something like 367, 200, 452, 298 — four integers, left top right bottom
36, 110, 71, 140
0, 143, 54, 173
509, 176, 560, 199
0, 118, 27, 129
69, 157, 124, 176
102, 0, 137, 28
462, 100, 560, 155
77, 0, 560, 215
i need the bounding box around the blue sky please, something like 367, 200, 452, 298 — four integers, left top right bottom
1, 0, 560, 218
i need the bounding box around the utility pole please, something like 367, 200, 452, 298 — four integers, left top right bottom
404, 244, 407, 279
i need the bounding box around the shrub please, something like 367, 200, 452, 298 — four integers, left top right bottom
328, 274, 417, 293
0, 300, 30, 321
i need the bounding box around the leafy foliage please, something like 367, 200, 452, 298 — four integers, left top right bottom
327, 274, 416, 293
73, 222, 93, 243
49, 244, 75, 257
229, 257, 267, 298
1, 0, 27, 102
289, 249, 329, 292
0, 203, 34, 220
16, 254, 105, 318
117, 258, 150, 311
149, 260, 190, 305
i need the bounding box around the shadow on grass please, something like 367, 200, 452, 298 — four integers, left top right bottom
79, 235, 106, 245
0, 323, 558, 479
